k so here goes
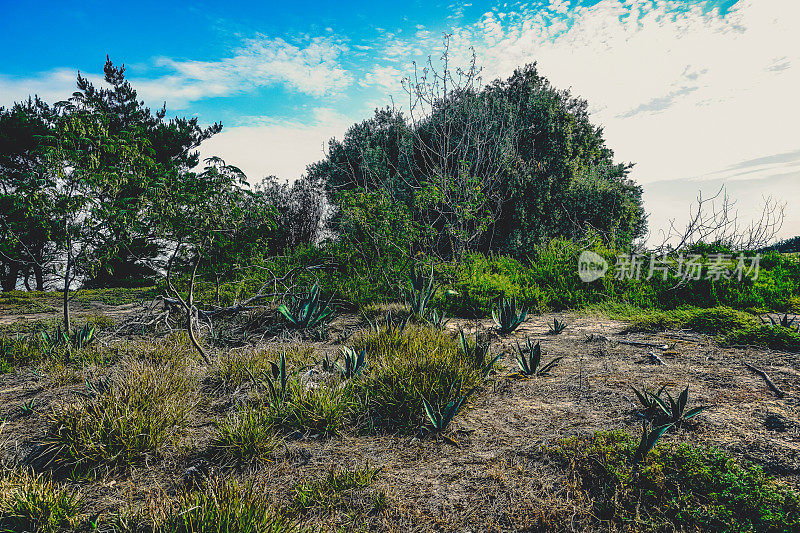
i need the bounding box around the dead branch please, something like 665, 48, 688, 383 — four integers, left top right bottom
744, 362, 786, 398
647, 351, 668, 365
166, 245, 211, 365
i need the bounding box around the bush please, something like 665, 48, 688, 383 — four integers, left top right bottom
553, 431, 800, 532
724, 325, 800, 352
624, 306, 759, 335
351, 325, 483, 433
43, 358, 195, 472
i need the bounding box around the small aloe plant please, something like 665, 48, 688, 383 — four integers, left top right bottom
650, 385, 706, 427
19, 398, 36, 416
458, 329, 502, 377
763, 313, 797, 330
367, 310, 410, 334
425, 309, 448, 329
245, 353, 289, 402
514, 337, 562, 376
632, 421, 673, 463
631, 384, 668, 421
405, 264, 436, 318
277, 283, 335, 330
337, 347, 367, 379
547, 318, 567, 335
422, 384, 473, 435
492, 297, 527, 334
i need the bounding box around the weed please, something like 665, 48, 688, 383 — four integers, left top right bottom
153, 477, 295, 533
492, 297, 527, 334
211, 404, 280, 464
513, 337, 562, 377
547, 318, 567, 334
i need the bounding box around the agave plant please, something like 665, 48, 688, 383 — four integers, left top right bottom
422, 383, 473, 434
72, 324, 96, 349
405, 264, 436, 318
458, 329, 502, 377
514, 337, 562, 376
245, 353, 289, 402
425, 309, 448, 329
632, 421, 673, 463
366, 311, 410, 334
19, 398, 36, 416
337, 346, 367, 379
763, 313, 797, 330
650, 385, 706, 427
547, 318, 567, 335
631, 384, 668, 421
492, 297, 527, 334
41, 326, 69, 351
277, 283, 335, 330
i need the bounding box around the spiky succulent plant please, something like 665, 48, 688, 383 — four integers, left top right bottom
405, 264, 436, 318
548, 318, 567, 335
492, 297, 527, 334
277, 283, 335, 330
514, 337, 562, 376
458, 329, 502, 377
337, 346, 367, 379
422, 383, 473, 434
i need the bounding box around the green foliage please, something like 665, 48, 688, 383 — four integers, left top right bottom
155, 478, 294, 533
631, 384, 668, 421
337, 347, 367, 379
277, 283, 335, 330
553, 431, 800, 531
763, 313, 797, 330
492, 297, 527, 334
624, 306, 759, 334
632, 422, 673, 463
547, 317, 567, 334
405, 264, 435, 318
421, 383, 473, 434
291, 466, 379, 515
43, 358, 194, 472
513, 337, 562, 376
0, 469, 83, 533
723, 325, 800, 352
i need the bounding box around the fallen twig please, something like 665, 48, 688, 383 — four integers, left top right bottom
744, 362, 786, 398
647, 351, 668, 366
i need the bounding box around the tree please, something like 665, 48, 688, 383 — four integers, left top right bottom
307, 42, 647, 259
40, 99, 153, 331
66, 57, 222, 287
0, 98, 57, 291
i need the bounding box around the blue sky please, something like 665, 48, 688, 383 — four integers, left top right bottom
0, 0, 797, 241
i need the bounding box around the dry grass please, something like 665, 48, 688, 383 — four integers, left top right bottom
0, 307, 798, 532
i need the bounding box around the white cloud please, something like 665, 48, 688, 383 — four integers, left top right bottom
138, 35, 352, 107
1, 34, 353, 110
0, 68, 103, 106
198, 107, 355, 182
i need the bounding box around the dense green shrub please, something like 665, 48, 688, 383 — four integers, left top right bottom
723, 325, 800, 352
553, 431, 800, 532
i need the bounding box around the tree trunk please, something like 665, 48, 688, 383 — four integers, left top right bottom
34, 264, 44, 291
1, 262, 19, 292
63, 240, 72, 332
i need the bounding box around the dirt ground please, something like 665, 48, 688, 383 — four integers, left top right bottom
1, 302, 798, 531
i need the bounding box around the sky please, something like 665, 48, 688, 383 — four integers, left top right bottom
0, 0, 797, 243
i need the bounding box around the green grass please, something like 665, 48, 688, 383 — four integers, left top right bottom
350, 325, 484, 433
723, 325, 800, 352
0, 469, 83, 533
552, 430, 800, 532
291, 466, 380, 515
149, 478, 295, 533
211, 403, 281, 464
209, 346, 313, 389
43, 357, 195, 473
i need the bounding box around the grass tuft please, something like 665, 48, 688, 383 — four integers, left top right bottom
0, 469, 83, 533
43, 357, 195, 472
